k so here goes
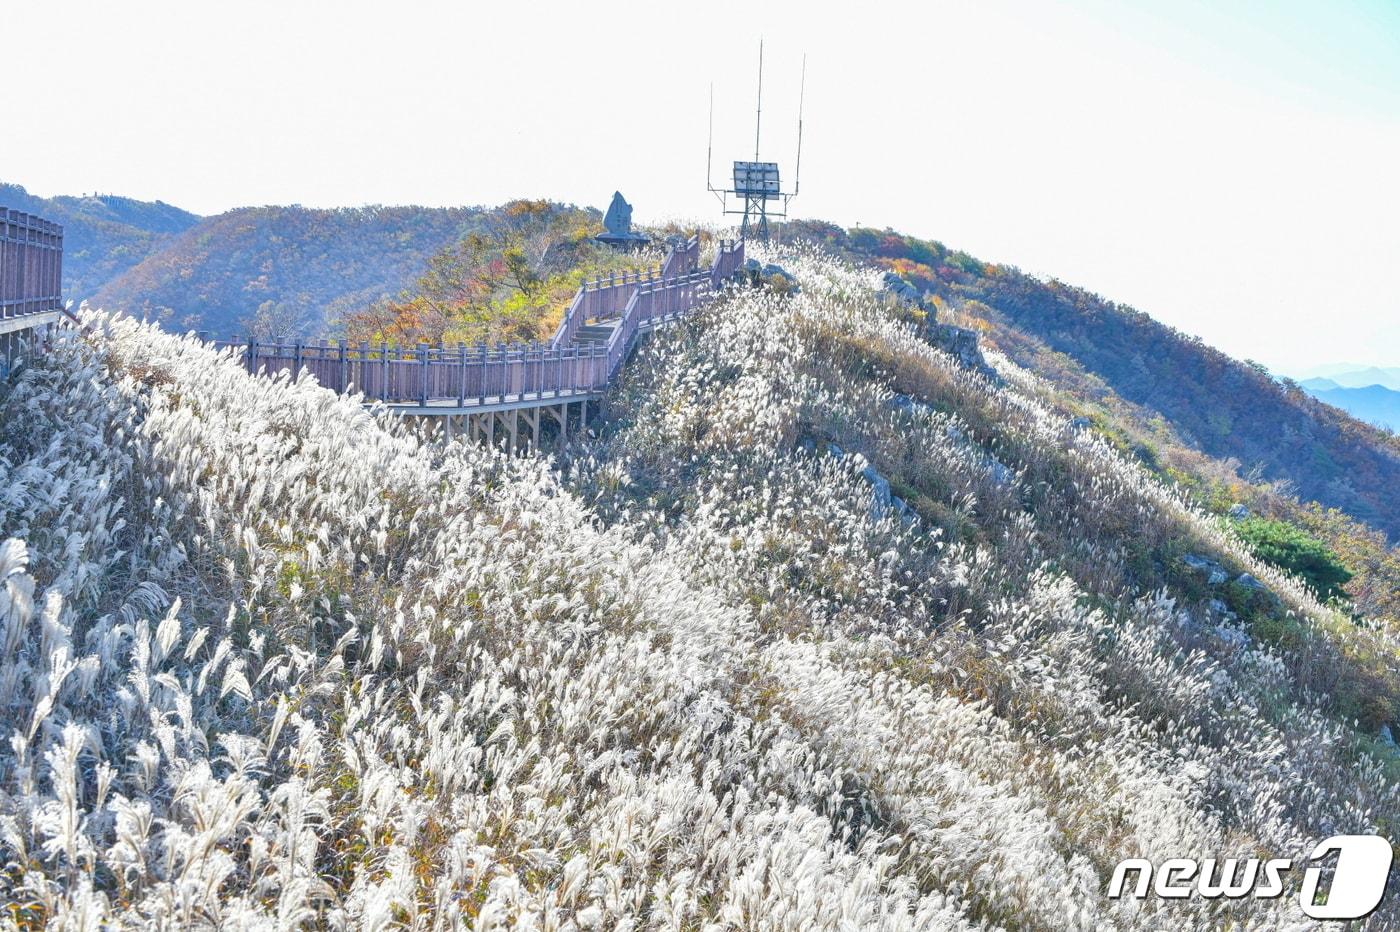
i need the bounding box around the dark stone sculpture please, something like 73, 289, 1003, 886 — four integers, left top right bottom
596, 192, 649, 248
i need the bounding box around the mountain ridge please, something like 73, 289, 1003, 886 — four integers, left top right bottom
89, 203, 487, 337
1290, 363, 1400, 389
1300, 381, 1400, 432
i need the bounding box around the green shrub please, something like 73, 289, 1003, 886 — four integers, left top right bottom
1236, 517, 1353, 602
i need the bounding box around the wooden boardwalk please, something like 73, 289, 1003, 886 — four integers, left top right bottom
222, 236, 745, 448
1, 208, 66, 374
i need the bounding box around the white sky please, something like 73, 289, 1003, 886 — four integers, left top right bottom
5, 0, 1398, 370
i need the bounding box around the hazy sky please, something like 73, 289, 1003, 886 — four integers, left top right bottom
5, 0, 1398, 370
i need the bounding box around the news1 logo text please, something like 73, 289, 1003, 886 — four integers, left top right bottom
1108, 835, 1393, 920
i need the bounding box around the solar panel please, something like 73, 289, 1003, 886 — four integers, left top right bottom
732, 161, 781, 200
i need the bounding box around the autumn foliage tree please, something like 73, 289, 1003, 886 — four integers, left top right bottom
343, 200, 648, 347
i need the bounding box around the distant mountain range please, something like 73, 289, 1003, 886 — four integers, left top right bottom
2, 182, 482, 337
1295, 369, 1400, 432
1291, 363, 1400, 389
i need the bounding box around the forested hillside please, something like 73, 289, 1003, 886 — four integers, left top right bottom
90, 205, 496, 338
4, 250, 1397, 926
341, 200, 658, 346
0, 182, 200, 299
790, 222, 1400, 541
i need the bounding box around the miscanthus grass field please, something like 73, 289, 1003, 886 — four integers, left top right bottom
1, 248, 1397, 928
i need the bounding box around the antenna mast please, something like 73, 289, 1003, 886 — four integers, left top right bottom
754, 39, 764, 162
705, 41, 807, 243
793, 54, 805, 195
707, 83, 719, 201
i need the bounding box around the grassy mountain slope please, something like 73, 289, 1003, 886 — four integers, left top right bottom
89, 205, 487, 338
2, 249, 1397, 926
788, 222, 1400, 541
0, 181, 201, 300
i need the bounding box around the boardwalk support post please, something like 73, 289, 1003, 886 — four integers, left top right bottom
380, 344, 389, 402
457, 342, 467, 406
419, 342, 429, 406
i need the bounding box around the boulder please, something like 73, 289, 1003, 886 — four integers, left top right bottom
925, 322, 999, 382
890, 495, 920, 526
888, 392, 916, 413
887, 392, 934, 417
1228, 503, 1251, 520
1182, 554, 1229, 586
1235, 573, 1269, 593
741, 259, 798, 293
1212, 622, 1250, 650
881, 271, 923, 305
862, 464, 892, 508
1208, 598, 1237, 621
985, 457, 1015, 487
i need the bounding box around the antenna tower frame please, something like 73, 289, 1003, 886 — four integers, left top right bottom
707, 41, 805, 242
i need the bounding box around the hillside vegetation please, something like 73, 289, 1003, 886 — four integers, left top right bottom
90, 205, 491, 339
341, 200, 656, 346
26, 182, 1395, 557
789, 222, 1400, 542
0, 182, 201, 300
2, 249, 1397, 927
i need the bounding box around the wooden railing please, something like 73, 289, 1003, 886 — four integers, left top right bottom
222, 236, 744, 407
237, 338, 614, 406
709, 239, 745, 288
0, 209, 64, 322
661, 235, 701, 277
551, 235, 701, 347
601, 268, 713, 375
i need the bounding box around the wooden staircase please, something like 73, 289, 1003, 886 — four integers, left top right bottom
571, 322, 620, 347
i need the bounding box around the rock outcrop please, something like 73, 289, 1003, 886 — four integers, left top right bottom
742, 258, 799, 294
925, 321, 1000, 382
882, 271, 928, 309
1235, 573, 1269, 592
1183, 554, 1229, 586
880, 270, 998, 382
